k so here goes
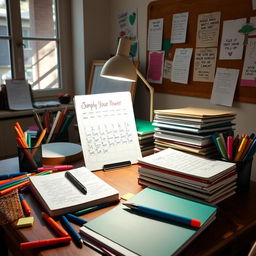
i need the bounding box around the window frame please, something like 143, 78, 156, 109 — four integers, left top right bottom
0, 0, 72, 99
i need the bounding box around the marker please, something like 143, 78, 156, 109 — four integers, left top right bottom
37, 165, 74, 172
0, 172, 28, 180
41, 212, 69, 237
123, 202, 201, 228
60, 215, 83, 248
20, 236, 71, 250
0, 180, 30, 195
227, 136, 233, 161
19, 193, 31, 216
65, 171, 87, 195
0, 177, 30, 191
65, 213, 88, 226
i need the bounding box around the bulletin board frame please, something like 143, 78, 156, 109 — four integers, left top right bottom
147, 0, 256, 104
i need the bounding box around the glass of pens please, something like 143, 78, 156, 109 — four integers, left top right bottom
212, 132, 255, 191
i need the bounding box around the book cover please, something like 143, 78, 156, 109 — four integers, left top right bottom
80, 187, 217, 256
29, 167, 119, 217
136, 119, 155, 136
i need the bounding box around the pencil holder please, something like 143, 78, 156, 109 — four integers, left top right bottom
17, 145, 42, 172
236, 158, 253, 191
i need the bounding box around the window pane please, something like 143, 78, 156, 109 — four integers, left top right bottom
0, 0, 9, 36
0, 39, 11, 83
24, 40, 59, 90
20, 0, 56, 38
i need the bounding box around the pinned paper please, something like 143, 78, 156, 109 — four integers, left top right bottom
241, 38, 256, 87
171, 48, 193, 84
219, 18, 246, 60
193, 48, 217, 82
196, 12, 221, 48
147, 51, 164, 84
163, 60, 173, 80
148, 18, 164, 51
171, 12, 189, 44
118, 9, 137, 39
210, 68, 240, 107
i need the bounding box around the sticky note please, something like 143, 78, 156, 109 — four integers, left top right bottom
121, 193, 134, 201
16, 216, 34, 228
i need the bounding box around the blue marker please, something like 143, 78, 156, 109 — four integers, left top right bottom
244, 137, 256, 161
66, 213, 88, 226
0, 172, 28, 180
60, 215, 83, 248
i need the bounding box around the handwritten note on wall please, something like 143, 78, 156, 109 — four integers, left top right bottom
74, 92, 141, 171
219, 18, 246, 60
196, 12, 221, 48
148, 18, 164, 51
193, 48, 217, 82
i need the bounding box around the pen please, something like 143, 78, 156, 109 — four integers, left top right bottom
66, 213, 88, 226
60, 215, 83, 248
20, 236, 71, 250
37, 165, 74, 172
65, 171, 87, 195
123, 202, 201, 228
41, 212, 69, 237
0, 172, 28, 180
73, 201, 119, 216
19, 193, 31, 216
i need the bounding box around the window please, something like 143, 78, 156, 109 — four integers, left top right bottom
0, 0, 72, 97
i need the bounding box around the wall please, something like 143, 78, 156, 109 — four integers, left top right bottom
109, 0, 256, 181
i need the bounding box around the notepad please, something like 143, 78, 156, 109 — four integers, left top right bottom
80, 187, 217, 256
29, 167, 119, 217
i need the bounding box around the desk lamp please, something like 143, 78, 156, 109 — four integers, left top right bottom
100, 38, 154, 122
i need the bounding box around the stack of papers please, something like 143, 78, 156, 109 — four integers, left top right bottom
136, 119, 155, 157
153, 107, 236, 156
138, 148, 237, 204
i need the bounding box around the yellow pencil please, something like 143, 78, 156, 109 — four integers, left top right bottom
234, 136, 248, 162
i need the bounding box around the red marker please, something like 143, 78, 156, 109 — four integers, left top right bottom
19, 193, 31, 216
20, 236, 71, 250
41, 212, 69, 237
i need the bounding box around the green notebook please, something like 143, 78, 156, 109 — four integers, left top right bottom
136, 119, 155, 136
80, 187, 217, 256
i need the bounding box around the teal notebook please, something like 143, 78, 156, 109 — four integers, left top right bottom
80, 187, 217, 256
136, 119, 155, 136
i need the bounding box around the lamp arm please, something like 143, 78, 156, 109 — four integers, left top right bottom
135, 69, 154, 122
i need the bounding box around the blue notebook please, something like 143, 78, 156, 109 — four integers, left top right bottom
80, 187, 217, 256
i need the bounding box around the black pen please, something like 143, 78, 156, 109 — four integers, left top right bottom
65, 171, 87, 195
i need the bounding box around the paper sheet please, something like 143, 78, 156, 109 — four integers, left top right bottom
210, 68, 240, 106
196, 12, 221, 48
147, 18, 163, 51
219, 18, 246, 60
74, 92, 141, 171
170, 12, 189, 44
146, 51, 164, 84
5, 80, 33, 110
117, 9, 137, 39
171, 48, 193, 84
193, 48, 217, 82
241, 38, 256, 87
163, 60, 172, 80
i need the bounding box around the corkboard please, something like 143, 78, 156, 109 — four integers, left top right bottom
147, 0, 256, 103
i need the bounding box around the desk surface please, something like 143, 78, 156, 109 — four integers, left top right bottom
1, 158, 256, 256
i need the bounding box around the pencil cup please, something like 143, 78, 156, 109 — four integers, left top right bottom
17, 145, 42, 172
236, 158, 253, 191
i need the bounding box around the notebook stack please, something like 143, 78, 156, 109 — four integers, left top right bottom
138, 148, 237, 204
153, 107, 236, 157
136, 119, 155, 157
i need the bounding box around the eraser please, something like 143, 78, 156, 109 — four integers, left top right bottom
121, 193, 134, 201
16, 216, 34, 228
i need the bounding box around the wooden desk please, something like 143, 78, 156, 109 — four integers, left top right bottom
1, 158, 256, 256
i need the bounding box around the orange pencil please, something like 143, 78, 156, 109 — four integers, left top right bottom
41, 212, 69, 237
19, 193, 31, 216
34, 128, 47, 147
15, 122, 25, 138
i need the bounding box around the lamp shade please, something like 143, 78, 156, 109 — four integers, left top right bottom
101, 38, 137, 82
